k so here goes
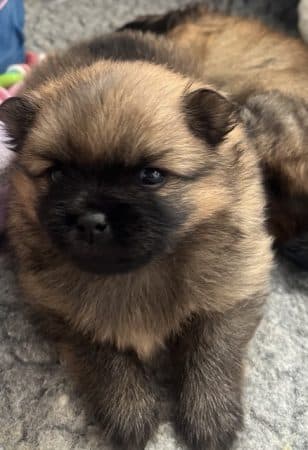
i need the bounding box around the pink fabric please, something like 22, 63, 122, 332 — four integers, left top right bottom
0, 87, 10, 103
7, 80, 24, 96
0, 0, 8, 11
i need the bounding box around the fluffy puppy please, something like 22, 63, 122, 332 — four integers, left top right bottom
121, 5, 308, 267
0, 28, 272, 450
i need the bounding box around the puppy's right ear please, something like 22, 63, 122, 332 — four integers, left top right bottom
184, 88, 238, 146
0, 97, 38, 152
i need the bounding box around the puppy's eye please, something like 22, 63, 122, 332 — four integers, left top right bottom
138, 168, 165, 186
49, 167, 63, 183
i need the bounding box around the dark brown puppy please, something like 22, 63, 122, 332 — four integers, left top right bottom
0, 26, 271, 450
121, 5, 308, 267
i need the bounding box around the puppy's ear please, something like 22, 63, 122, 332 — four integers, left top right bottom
184, 88, 238, 146
0, 96, 38, 151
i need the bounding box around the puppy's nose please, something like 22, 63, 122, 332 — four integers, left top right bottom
76, 212, 109, 244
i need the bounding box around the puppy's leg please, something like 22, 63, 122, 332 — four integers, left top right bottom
32, 312, 159, 450
171, 296, 264, 450
61, 338, 159, 450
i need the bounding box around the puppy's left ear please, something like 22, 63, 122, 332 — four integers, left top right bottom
184, 88, 238, 146
0, 96, 39, 152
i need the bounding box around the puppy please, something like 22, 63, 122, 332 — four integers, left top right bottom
0, 22, 272, 450
120, 5, 308, 267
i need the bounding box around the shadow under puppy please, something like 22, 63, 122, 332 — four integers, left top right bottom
0, 24, 272, 450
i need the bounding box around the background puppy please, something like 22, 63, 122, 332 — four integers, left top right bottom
0, 17, 272, 450
121, 5, 308, 267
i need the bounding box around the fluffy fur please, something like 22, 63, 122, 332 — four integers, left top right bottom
121, 4, 308, 266
0, 11, 276, 450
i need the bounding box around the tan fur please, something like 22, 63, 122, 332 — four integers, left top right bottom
7, 60, 272, 359
167, 11, 308, 98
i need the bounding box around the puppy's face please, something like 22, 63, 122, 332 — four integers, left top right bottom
1, 61, 237, 274
36, 159, 186, 274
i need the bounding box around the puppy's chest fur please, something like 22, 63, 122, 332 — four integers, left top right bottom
74, 274, 188, 359
22, 260, 197, 360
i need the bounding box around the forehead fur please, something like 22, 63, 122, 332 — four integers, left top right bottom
23, 61, 211, 175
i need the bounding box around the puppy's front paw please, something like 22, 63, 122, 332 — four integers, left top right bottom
65, 342, 160, 450
175, 382, 243, 450
97, 386, 159, 450
176, 418, 239, 450
109, 408, 159, 450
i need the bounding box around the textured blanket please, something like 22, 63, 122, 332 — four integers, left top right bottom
1, 1, 307, 449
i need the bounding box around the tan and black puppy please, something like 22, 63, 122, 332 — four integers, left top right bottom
0, 20, 272, 450
120, 5, 308, 268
